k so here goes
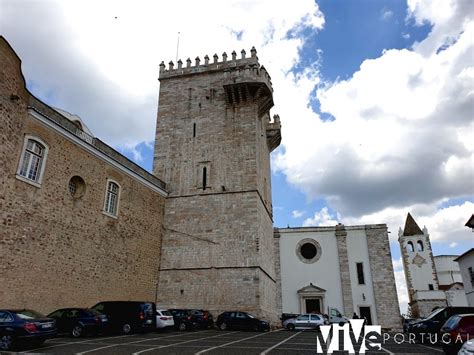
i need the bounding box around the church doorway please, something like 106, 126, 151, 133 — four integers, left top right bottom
305, 299, 321, 314
359, 306, 373, 325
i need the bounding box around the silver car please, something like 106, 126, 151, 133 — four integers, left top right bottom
283, 314, 327, 330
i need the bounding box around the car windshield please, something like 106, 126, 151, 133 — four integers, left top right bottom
443, 316, 461, 330
15, 310, 45, 319
161, 311, 172, 316
83, 309, 102, 317
425, 308, 444, 320
246, 313, 256, 319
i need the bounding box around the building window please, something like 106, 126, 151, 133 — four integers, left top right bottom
407, 241, 414, 253
356, 262, 365, 285
469, 267, 474, 286
296, 238, 322, 264
16, 136, 49, 186
202, 167, 207, 190
104, 180, 120, 217
68, 176, 86, 198
428, 284, 434, 290
193, 123, 196, 137
417, 240, 424, 251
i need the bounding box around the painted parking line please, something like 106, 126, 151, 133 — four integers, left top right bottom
75, 330, 215, 354
132, 331, 237, 354
195, 329, 283, 354
260, 330, 303, 354
419, 343, 443, 352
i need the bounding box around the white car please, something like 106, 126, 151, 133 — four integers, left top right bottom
283, 314, 327, 330
458, 339, 474, 355
156, 309, 174, 329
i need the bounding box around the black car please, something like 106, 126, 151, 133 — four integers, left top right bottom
169, 309, 212, 331
91, 301, 156, 334
410, 306, 474, 343
402, 318, 417, 333
0, 309, 57, 351
216, 311, 270, 331
47, 308, 108, 337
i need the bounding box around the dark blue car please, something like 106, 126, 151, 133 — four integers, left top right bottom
47, 308, 108, 337
0, 309, 57, 351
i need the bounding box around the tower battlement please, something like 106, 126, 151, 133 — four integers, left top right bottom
159, 47, 273, 91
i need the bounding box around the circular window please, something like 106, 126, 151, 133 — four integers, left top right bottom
68, 176, 86, 198
296, 238, 321, 264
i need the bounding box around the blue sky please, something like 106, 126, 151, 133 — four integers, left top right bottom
3, 0, 473, 314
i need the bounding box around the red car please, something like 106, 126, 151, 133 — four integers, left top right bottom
440, 313, 474, 354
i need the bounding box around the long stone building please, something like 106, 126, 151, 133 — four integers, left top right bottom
0, 36, 401, 329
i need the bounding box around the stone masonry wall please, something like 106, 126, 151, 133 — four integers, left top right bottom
335, 225, 354, 316
366, 225, 402, 330
0, 38, 166, 314
154, 52, 279, 323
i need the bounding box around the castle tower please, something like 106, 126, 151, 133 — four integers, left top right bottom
153, 48, 281, 322
398, 213, 446, 317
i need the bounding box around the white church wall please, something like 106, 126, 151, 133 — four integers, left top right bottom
456, 250, 474, 307
346, 228, 378, 324
434, 255, 464, 286
279, 228, 344, 315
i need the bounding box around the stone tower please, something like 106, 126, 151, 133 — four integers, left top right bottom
398, 213, 446, 317
153, 48, 281, 322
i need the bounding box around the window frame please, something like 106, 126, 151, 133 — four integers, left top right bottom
417, 240, 424, 252
16, 135, 49, 188
103, 179, 121, 218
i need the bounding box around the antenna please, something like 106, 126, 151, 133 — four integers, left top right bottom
175, 32, 180, 63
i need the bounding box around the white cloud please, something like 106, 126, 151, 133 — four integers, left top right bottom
274, 0, 474, 219
382, 10, 394, 21
303, 207, 339, 226
449, 242, 459, 248
291, 210, 305, 218
1, 0, 324, 149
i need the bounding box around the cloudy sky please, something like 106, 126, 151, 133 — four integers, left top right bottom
2, 0, 473, 314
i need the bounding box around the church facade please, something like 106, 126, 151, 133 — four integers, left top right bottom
1, 36, 400, 329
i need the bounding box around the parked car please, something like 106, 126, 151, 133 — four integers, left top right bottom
156, 309, 174, 330
91, 301, 156, 334
410, 306, 474, 343
0, 309, 57, 351
281, 313, 299, 327
216, 311, 270, 331
47, 308, 108, 337
403, 318, 417, 333
458, 339, 474, 355
168, 309, 213, 331
440, 313, 474, 354
283, 314, 327, 330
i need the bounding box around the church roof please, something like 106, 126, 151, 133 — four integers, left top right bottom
465, 214, 474, 228
403, 213, 424, 236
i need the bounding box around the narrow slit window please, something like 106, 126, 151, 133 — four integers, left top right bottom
193, 123, 196, 137
202, 167, 207, 190
356, 262, 365, 285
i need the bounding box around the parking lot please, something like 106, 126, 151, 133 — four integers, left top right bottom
2, 329, 447, 354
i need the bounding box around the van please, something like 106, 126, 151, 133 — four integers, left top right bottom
91, 301, 156, 334
327, 307, 349, 324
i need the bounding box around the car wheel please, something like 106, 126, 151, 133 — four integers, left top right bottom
72, 324, 83, 338
122, 323, 132, 334
0, 334, 15, 351
219, 322, 227, 331
179, 322, 186, 331
287, 324, 295, 331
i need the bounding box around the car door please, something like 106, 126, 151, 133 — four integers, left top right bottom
48, 309, 66, 332
234, 312, 247, 330
295, 314, 311, 329
64, 309, 80, 331
309, 314, 322, 328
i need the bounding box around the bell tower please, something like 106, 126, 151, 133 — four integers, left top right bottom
398, 213, 446, 317
153, 48, 281, 322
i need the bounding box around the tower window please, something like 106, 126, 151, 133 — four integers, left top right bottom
193, 123, 196, 137
428, 284, 434, 290
356, 262, 365, 285
417, 240, 424, 251
202, 167, 207, 190
407, 241, 414, 253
